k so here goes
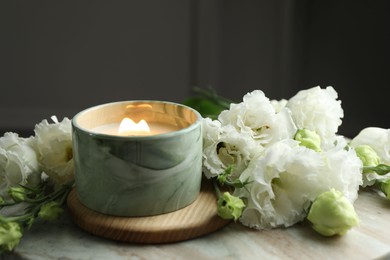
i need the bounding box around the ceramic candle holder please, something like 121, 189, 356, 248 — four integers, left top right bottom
72, 100, 203, 217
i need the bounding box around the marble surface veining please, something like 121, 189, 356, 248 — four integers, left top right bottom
73, 118, 202, 217
8, 189, 390, 260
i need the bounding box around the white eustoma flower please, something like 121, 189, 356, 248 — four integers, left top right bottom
33, 116, 74, 187
202, 118, 224, 178
202, 117, 222, 149
218, 90, 275, 140
320, 136, 362, 202
235, 137, 361, 230
218, 90, 296, 148
286, 86, 343, 146
202, 118, 259, 179
270, 107, 297, 145
235, 139, 324, 229
0, 133, 41, 197
350, 127, 390, 164
350, 127, 390, 186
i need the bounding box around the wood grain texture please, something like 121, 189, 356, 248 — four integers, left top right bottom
66, 180, 231, 243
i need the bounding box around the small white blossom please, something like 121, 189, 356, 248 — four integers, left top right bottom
234, 137, 361, 230
350, 127, 390, 186
202, 119, 259, 179
202, 117, 222, 149
202, 118, 224, 178
269, 107, 297, 145
350, 127, 390, 164
235, 139, 325, 229
0, 133, 41, 197
320, 136, 362, 202
218, 90, 296, 148
33, 116, 74, 187
287, 86, 343, 145
218, 90, 276, 143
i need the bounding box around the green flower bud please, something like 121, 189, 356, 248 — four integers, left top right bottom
8, 187, 27, 202
217, 192, 245, 221
217, 174, 227, 184
380, 179, 390, 200
0, 222, 22, 252
294, 129, 322, 152
38, 201, 63, 221
354, 145, 381, 173
307, 189, 359, 237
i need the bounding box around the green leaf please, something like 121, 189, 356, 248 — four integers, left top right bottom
183, 97, 225, 118
363, 164, 390, 175
183, 86, 234, 119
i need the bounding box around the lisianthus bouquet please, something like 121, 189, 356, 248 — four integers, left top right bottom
0, 116, 74, 252
1, 86, 390, 253
185, 86, 390, 234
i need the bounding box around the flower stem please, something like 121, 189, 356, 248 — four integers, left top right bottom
363, 164, 390, 175
212, 178, 222, 199
24, 180, 74, 204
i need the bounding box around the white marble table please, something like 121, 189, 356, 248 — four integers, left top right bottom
8, 189, 390, 260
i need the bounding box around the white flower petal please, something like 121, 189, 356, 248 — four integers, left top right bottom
350, 127, 390, 164
235, 140, 324, 229
34, 116, 74, 186
0, 133, 41, 196
287, 86, 343, 143
202, 119, 260, 179
235, 138, 361, 230
350, 127, 390, 187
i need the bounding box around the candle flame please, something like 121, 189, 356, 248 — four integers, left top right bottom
118, 118, 151, 136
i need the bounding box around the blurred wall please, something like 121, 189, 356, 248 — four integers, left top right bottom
0, 1, 192, 133
198, 0, 390, 137
303, 1, 390, 137
1, 0, 389, 137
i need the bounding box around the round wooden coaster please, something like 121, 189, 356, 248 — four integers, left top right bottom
66, 180, 231, 244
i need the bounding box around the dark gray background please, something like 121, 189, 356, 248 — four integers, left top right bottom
1, 0, 389, 137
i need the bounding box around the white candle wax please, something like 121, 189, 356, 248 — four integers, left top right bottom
91, 122, 180, 136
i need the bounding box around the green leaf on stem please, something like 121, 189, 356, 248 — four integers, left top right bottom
183, 86, 234, 119
363, 164, 390, 176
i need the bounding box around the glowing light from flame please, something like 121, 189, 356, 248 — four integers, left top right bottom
118, 118, 151, 136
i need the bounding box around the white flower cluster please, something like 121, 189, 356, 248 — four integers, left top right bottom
202, 86, 363, 229
350, 127, 390, 187
0, 116, 73, 197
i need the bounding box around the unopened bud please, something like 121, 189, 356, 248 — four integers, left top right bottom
307, 189, 359, 236
217, 192, 245, 221
354, 145, 381, 173
294, 129, 321, 152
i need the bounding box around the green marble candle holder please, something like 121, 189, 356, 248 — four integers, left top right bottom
72, 101, 203, 217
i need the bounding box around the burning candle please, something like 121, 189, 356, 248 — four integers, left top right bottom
72, 100, 203, 217
91, 118, 180, 136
